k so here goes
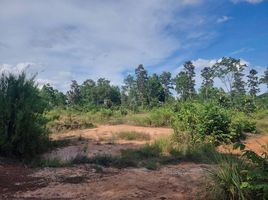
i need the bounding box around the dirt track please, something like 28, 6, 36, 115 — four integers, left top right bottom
1, 125, 267, 200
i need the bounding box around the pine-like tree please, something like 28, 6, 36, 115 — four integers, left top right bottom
160, 71, 173, 102
201, 67, 214, 99
247, 69, 260, 97
175, 61, 196, 100
260, 67, 268, 91
135, 64, 149, 106
66, 80, 81, 105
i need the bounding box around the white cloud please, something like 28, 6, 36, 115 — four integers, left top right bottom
230, 0, 263, 4
0, 0, 217, 91
192, 58, 217, 68
217, 16, 232, 23
0, 62, 37, 75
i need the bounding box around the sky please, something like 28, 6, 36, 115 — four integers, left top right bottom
0, 0, 267, 92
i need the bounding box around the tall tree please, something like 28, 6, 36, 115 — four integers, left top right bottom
175, 61, 196, 100
66, 80, 81, 105
175, 71, 189, 100
80, 79, 96, 106
92, 78, 121, 107
121, 74, 138, 109
148, 74, 165, 106
200, 67, 214, 99
135, 64, 149, 106
212, 57, 247, 94
232, 64, 246, 96
160, 71, 173, 102
40, 84, 66, 108
260, 67, 268, 91
247, 69, 260, 98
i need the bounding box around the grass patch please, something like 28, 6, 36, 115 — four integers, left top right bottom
70, 138, 223, 170
115, 131, 151, 141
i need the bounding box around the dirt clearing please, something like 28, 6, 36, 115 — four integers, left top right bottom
1, 125, 267, 200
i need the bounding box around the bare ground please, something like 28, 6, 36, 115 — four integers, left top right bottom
1, 125, 267, 200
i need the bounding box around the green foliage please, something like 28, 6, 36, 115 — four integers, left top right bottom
212, 57, 247, 94
0, 72, 49, 159
160, 71, 174, 102
199, 104, 232, 143
247, 69, 260, 98
147, 73, 165, 107
208, 155, 249, 200
175, 61, 196, 100
66, 80, 81, 105
201, 66, 215, 99
172, 102, 256, 144
40, 83, 66, 109
230, 112, 256, 137
135, 64, 149, 107
260, 67, 268, 91
209, 144, 268, 200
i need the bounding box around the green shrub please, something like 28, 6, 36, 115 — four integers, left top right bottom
209, 144, 268, 200
172, 102, 256, 144
199, 104, 231, 143
230, 112, 256, 139
0, 72, 49, 159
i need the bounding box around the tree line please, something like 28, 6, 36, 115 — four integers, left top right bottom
40, 57, 268, 109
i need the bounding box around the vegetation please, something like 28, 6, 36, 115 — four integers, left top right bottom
71, 138, 220, 170
1, 56, 268, 198
0, 72, 49, 159
209, 143, 268, 200
115, 131, 151, 141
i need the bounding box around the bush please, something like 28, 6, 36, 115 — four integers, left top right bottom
172, 102, 256, 144
0, 72, 49, 159
199, 104, 231, 143
230, 112, 256, 139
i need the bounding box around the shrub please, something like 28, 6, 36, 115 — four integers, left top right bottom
230, 112, 256, 139
209, 144, 268, 200
0, 72, 49, 159
172, 102, 256, 144
199, 104, 231, 143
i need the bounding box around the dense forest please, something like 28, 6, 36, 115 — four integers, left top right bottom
1, 56, 268, 199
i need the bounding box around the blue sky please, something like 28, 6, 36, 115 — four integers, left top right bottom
0, 0, 267, 92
